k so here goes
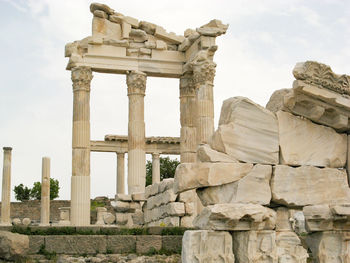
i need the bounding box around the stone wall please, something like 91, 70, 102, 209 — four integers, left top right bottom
0, 201, 70, 222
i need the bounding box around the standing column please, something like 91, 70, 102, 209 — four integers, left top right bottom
152, 153, 160, 184
179, 73, 197, 163
127, 70, 147, 194
347, 135, 350, 186
40, 157, 50, 226
70, 66, 93, 226
1, 147, 12, 226
192, 59, 216, 145
116, 152, 125, 194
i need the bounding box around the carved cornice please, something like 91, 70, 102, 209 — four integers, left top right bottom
293, 61, 350, 95
192, 60, 216, 84
127, 70, 147, 95
71, 66, 93, 92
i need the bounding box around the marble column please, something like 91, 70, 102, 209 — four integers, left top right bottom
126, 70, 147, 194
152, 153, 160, 184
179, 73, 197, 163
347, 135, 350, 186
1, 147, 12, 225
70, 66, 92, 226
116, 152, 125, 194
40, 157, 50, 226
192, 60, 216, 145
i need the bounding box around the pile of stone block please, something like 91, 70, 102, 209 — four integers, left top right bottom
143, 179, 200, 227
110, 194, 144, 227
178, 61, 350, 262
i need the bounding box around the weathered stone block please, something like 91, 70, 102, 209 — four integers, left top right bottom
162, 236, 182, 253
45, 235, 107, 254
193, 203, 276, 231
158, 178, 174, 193
174, 162, 253, 193
144, 202, 185, 223
232, 230, 277, 263
197, 164, 272, 206
197, 144, 238, 163
182, 230, 235, 263
145, 184, 159, 199
277, 110, 347, 168
28, 235, 44, 254
106, 235, 136, 254
210, 97, 279, 165
0, 231, 29, 260
271, 165, 350, 207
136, 235, 162, 254
181, 215, 196, 228
146, 189, 177, 210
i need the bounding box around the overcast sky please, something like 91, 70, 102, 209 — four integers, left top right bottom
1, 0, 350, 201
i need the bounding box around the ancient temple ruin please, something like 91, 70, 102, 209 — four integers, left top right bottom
65, 2, 228, 226
2, 2, 350, 262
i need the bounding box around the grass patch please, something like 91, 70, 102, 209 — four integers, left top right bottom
38, 244, 57, 260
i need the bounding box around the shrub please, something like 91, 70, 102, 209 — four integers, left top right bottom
30, 178, 60, 200
13, 184, 31, 201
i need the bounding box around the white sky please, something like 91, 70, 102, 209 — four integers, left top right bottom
1, 0, 350, 201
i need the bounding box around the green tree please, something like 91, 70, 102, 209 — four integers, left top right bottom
13, 184, 31, 201
30, 178, 60, 200
146, 156, 180, 186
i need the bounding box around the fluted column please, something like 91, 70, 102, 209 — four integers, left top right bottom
179, 73, 197, 163
347, 135, 350, 185
127, 70, 147, 194
192, 60, 216, 145
1, 147, 12, 225
116, 152, 125, 194
70, 66, 92, 226
152, 153, 160, 184
40, 157, 50, 226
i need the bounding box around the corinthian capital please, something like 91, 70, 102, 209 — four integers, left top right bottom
192, 60, 216, 84
127, 70, 147, 95
71, 66, 93, 92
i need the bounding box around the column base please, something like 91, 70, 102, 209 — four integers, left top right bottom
71, 176, 91, 226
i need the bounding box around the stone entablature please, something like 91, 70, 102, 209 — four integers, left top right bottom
65, 3, 228, 78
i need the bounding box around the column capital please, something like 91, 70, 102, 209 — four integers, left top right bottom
152, 152, 160, 158
127, 70, 147, 96
71, 66, 93, 92
192, 60, 216, 85
3, 147, 12, 152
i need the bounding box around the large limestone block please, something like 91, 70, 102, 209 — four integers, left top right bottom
145, 183, 159, 199
306, 231, 350, 263
197, 144, 238, 163
277, 111, 347, 168
182, 230, 235, 263
271, 165, 350, 207
193, 203, 276, 231
144, 202, 185, 223
232, 230, 277, 263
146, 189, 177, 210
276, 232, 308, 263
210, 97, 279, 165
174, 162, 253, 194
197, 164, 272, 206
0, 231, 29, 261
